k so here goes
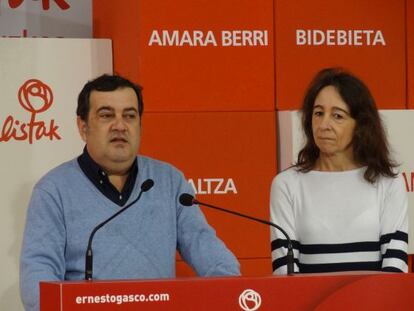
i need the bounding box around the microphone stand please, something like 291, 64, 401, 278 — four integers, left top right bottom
181, 194, 295, 275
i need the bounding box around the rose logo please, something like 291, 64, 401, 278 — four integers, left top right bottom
239, 289, 262, 311
18, 79, 53, 113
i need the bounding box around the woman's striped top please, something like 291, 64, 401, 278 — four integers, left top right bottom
270, 167, 408, 274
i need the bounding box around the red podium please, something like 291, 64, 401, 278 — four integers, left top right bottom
41, 272, 414, 310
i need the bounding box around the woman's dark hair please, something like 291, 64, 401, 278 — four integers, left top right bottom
77, 74, 144, 121
296, 67, 397, 183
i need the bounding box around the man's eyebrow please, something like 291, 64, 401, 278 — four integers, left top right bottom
123, 107, 138, 113
96, 106, 114, 112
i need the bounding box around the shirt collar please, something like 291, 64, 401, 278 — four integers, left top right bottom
77, 146, 138, 206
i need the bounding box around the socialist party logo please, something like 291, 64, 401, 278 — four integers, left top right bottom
0, 79, 61, 144
239, 289, 262, 311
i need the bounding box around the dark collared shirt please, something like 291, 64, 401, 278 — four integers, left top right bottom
77, 147, 138, 206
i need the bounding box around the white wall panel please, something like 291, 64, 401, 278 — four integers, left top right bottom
0, 37, 112, 310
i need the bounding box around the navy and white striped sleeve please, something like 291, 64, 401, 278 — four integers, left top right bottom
270, 173, 300, 274
380, 174, 409, 272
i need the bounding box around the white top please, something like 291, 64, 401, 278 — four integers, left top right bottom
270, 167, 408, 274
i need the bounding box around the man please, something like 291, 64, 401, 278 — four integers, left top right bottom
20, 74, 240, 310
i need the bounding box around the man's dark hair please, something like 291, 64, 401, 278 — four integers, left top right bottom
77, 74, 144, 121
296, 67, 397, 183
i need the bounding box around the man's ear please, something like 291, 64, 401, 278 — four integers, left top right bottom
77, 116, 88, 142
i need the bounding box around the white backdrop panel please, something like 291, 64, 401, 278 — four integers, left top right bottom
0, 38, 112, 310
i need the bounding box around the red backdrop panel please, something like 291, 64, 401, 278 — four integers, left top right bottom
139, 111, 276, 260
275, 0, 406, 110
93, 1, 140, 81
93, 0, 274, 112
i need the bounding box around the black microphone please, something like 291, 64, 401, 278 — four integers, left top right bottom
179, 193, 295, 275
85, 179, 154, 280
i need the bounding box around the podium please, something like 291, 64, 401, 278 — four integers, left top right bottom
41, 272, 414, 310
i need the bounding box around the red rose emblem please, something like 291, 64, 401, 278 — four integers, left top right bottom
18, 79, 53, 113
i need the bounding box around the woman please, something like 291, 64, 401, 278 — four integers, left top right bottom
270, 68, 408, 274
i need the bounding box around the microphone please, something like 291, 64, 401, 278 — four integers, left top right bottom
179, 193, 295, 275
85, 179, 154, 280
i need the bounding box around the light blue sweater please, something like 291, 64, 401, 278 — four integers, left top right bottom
20, 155, 240, 310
